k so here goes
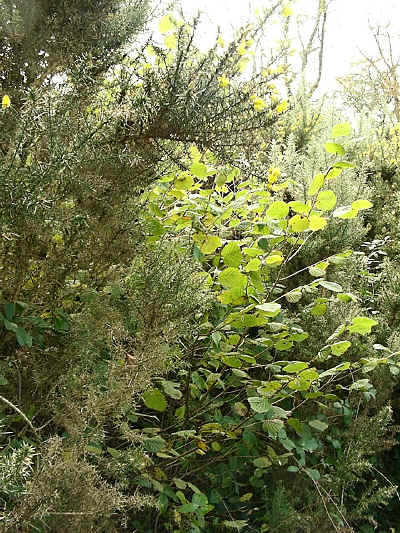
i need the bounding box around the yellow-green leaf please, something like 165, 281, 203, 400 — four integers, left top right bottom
266, 201, 289, 219
351, 199, 373, 210
190, 162, 207, 179
326, 167, 343, 180
244, 258, 261, 272
201, 235, 222, 254
222, 242, 242, 267
348, 316, 378, 335
315, 190, 337, 211
255, 302, 281, 317
164, 33, 178, 49
331, 341, 351, 356
333, 205, 358, 219
289, 215, 309, 232
288, 201, 311, 215
309, 214, 327, 231
175, 172, 194, 190
218, 267, 247, 290
158, 14, 174, 34
331, 122, 351, 138
265, 253, 284, 266
283, 361, 309, 373
308, 173, 325, 196
325, 143, 345, 156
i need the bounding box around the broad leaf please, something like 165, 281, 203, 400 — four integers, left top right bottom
143, 389, 167, 412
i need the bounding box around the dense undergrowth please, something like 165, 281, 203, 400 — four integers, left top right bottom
1, 1, 400, 532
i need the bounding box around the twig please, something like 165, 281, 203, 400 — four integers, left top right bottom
0, 394, 40, 440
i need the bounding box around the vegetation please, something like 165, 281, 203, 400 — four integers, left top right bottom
1, 1, 400, 532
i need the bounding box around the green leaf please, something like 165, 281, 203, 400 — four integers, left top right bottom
177, 503, 198, 513
107, 447, 122, 458
222, 520, 248, 530
262, 419, 284, 437
4, 302, 15, 320
285, 290, 302, 303
324, 142, 345, 156
311, 303, 327, 316
348, 316, 378, 335
309, 419, 329, 432
266, 201, 289, 219
275, 339, 293, 351
308, 173, 325, 196
283, 361, 309, 373
3, 319, 18, 333
86, 444, 103, 456
248, 396, 272, 413
315, 190, 337, 211
319, 280, 343, 292
255, 302, 281, 317
173, 478, 187, 489
143, 436, 167, 452
331, 122, 351, 138
331, 341, 351, 356
305, 468, 321, 481
253, 456, 272, 468
222, 356, 242, 368
287, 418, 304, 436
337, 292, 357, 302
349, 379, 371, 391
190, 162, 208, 179
351, 199, 373, 210
160, 380, 182, 400
201, 235, 221, 254
218, 267, 247, 290
16, 326, 32, 347
309, 265, 326, 277
172, 430, 196, 438
142, 389, 167, 412
164, 33, 178, 50
175, 406, 185, 419
222, 242, 242, 267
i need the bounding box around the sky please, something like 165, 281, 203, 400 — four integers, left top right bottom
179, 0, 400, 94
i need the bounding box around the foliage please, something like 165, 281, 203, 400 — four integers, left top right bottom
0, 1, 400, 532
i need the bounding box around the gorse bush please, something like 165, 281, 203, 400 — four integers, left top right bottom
0, 1, 400, 532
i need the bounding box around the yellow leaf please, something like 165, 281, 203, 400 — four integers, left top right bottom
237, 41, 247, 55
218, 75, 230, 88
282, 3, 293, 17
309, 214, 327, 231
276, 100, 288, 114
251, 96, 267, 112
164, 34, 177, 50
145, 45, 156, 56
2, 95, 10, 109
52, 233, 64, 245
158, 14, 174, 34
217, 36, 225, 48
